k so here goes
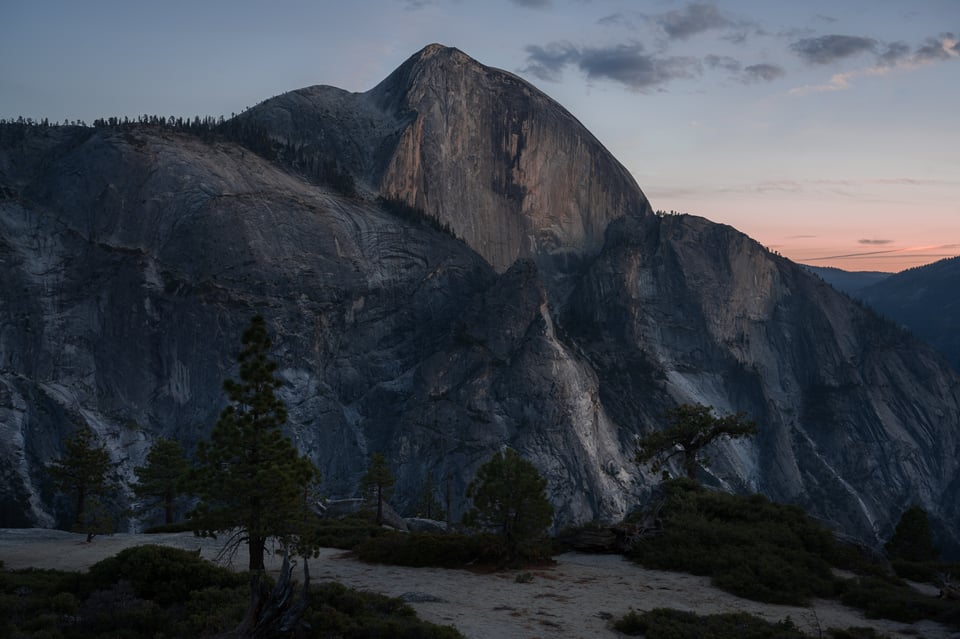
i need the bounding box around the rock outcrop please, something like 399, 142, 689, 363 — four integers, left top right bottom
1, 45, 958, 556
235, 44, 652, 274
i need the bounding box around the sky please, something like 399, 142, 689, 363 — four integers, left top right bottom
2, 1, 958, 272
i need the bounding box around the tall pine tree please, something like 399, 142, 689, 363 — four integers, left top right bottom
133, 437, 190, 525
360, 453, 395, 526
48, 424, 112, 539
188, 315, 319, 571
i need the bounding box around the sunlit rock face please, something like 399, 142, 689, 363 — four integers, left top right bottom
236, 44, 652, 274
1, 45, 958, 556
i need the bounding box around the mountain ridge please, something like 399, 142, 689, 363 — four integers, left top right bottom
1, 45, 958, 556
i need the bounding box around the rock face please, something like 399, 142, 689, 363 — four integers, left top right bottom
1, 45, 958, 556
235, 44, 652, 274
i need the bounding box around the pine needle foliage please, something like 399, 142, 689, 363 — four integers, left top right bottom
884, 505, 939, 562
188, 315, 319, 571
360, 453, 395, 526
636, 403, 757, 480
47, 424, 113, 537
463, 449, 553, 563
133, 438, 190, 525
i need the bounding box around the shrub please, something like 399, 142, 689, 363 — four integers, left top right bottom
178, 584, 247, 636
628, 480, 840, 605
313, 513, 385, 549
84, 544, 244, 606
304, 582, 463, 638
142, 521, 193, 534
838, 575, 960, 627
354, 532, 508, 567
827, 628, 891, 639
612, 607, 807, 638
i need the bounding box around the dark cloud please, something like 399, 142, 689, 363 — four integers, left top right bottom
522, 43, 579, 82
578, 44, 702, 89
915, 34, 957, 62
859, 239, 894, 245
878, 41, 910, 66
396, 0, 432, 8
655, 2, 730, 40
742, 63, 785, 83
791, 35, 878, 64
597, 13, 632, 28
704, 54, 741, 72
511, 0, 551, 7
522, 42, 702, 90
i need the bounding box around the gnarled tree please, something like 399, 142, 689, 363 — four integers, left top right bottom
636, 403, 757, 481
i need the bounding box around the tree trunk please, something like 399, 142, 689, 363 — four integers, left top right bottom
375, 486, 383, 525
249, 535, 266, 571
76, 486, 86, 527
164, 490, 174, 525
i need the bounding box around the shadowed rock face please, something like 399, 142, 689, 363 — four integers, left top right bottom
1, 45, 958, 555
856, 256, 960, 374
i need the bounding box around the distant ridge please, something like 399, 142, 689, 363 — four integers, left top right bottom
857, 255, 960, 372
801, 265, 891, 295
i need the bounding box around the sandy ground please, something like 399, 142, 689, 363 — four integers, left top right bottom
1, 528, 957, 639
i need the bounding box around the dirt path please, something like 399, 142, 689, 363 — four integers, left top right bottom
1, 529, 955, 639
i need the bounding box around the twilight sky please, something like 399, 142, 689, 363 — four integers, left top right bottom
3, 0, 958, 272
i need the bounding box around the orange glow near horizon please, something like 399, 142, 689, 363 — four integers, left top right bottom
654, 190, 960, 274
779, 244, 960, 272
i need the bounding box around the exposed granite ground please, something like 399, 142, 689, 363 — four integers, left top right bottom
1, 529, 956, 639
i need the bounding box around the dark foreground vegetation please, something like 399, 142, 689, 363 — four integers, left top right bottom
0, 546, 462, 639
313, 511, 552, 569
613, 479, 960, 632
613, 608, 888, 639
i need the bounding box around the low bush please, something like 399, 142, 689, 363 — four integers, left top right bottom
628, 480, 840, 605
612, 607, 807, 638
612, 608, 893, 639
354, 532, 509, 568
0, 545, 464, 638
142, 521, 193, 534
313, 512, 385, 550
305, 582, 463, 638
890, 558, 960, 584
839, 576, 960, 628
354, 530, 554, 568
84, 544, 245, 606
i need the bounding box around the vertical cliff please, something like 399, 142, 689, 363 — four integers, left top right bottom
236, 44, 652, 274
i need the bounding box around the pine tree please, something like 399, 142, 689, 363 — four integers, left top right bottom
360, 453, 395, 526
133, 437, 190, 525
188, 315, 319, 572
885, 505, 939, 562
635, 404, 757, 480
48, 424, 112, 539
463, 449, 553, 562
415, 474, 445, 520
